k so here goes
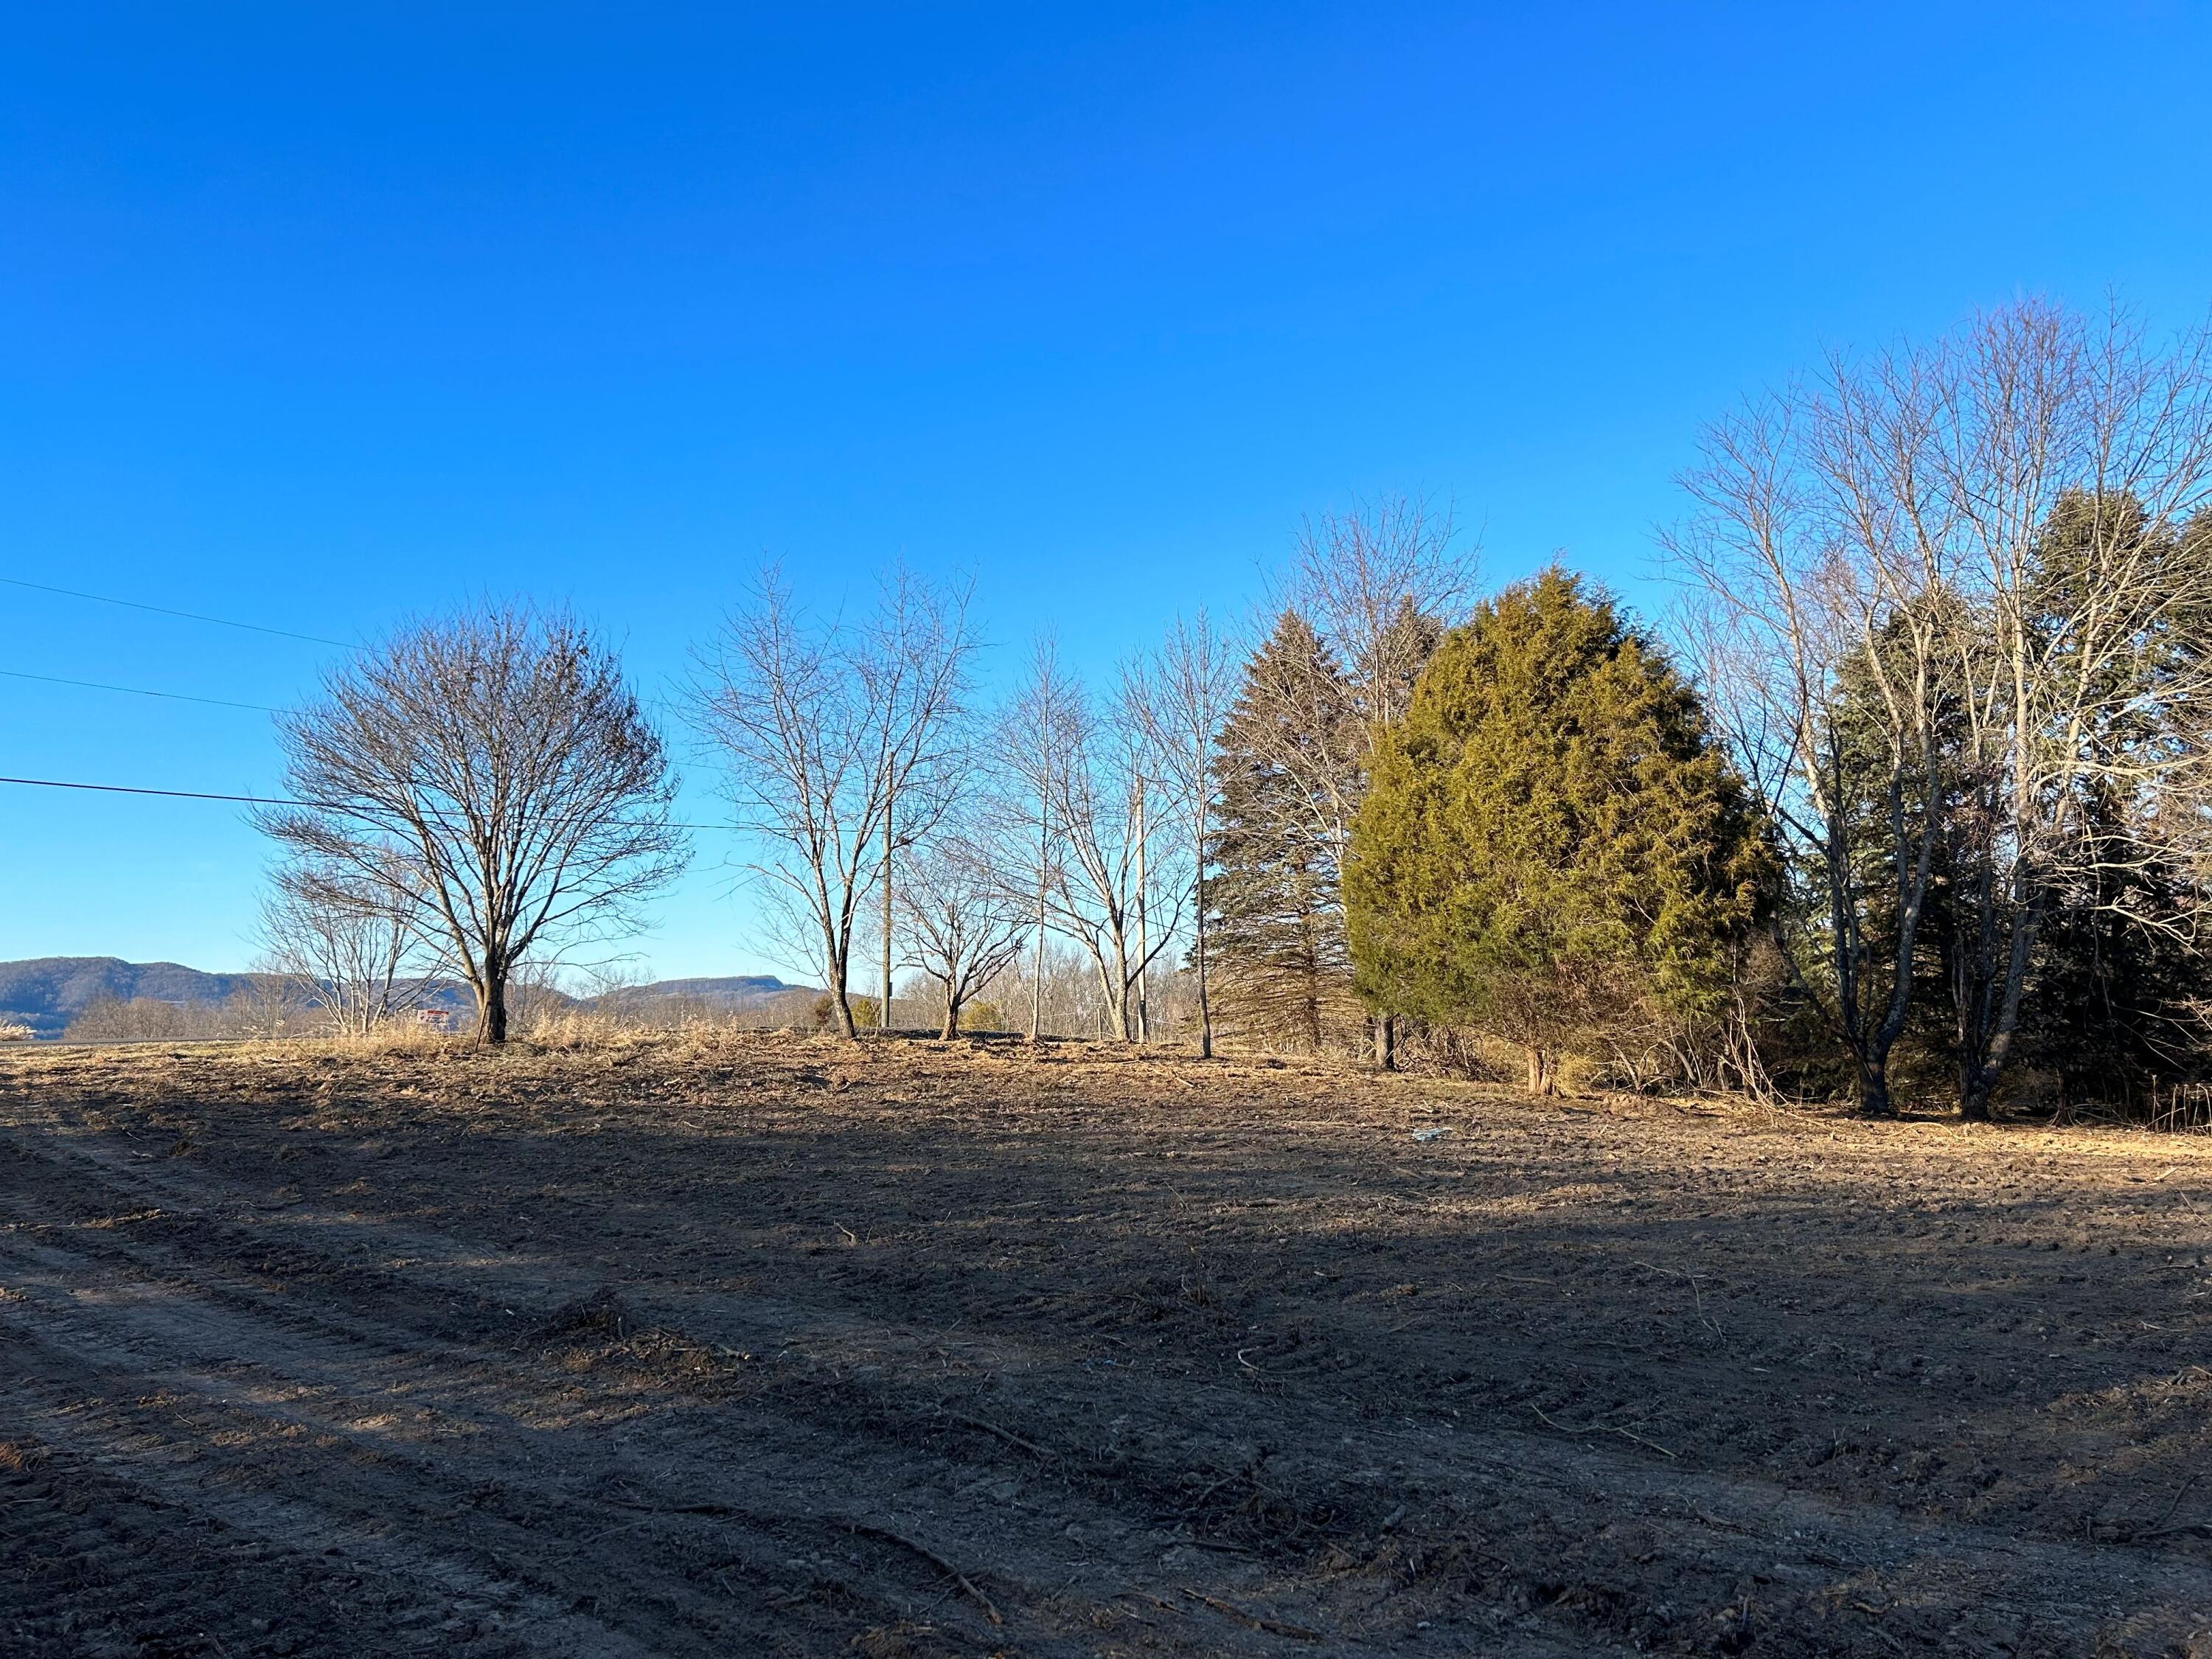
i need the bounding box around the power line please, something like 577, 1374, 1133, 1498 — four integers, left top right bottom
0, 667, 278, 713
2, 574, 697, 718
0, 772, 726, 832
0, 574, 360, 650
0, 774, 294, 807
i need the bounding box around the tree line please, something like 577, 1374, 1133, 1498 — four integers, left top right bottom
256, 296, 2212, 1119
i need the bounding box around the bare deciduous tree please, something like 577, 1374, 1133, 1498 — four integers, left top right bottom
1285, 493, 1474, 740
1042, 679, 1188, 1043
1673, 388, 1939, 1117
897, 833, 1030, 1037
689, 565, 975, 1039
258, 857, 430, 1036
1124, 610, 1238, 1057
979, 638, 1194, 1044
984, 638, 1083, 1041
260, 606, 685, 1046
1677, 296, 2212, 1117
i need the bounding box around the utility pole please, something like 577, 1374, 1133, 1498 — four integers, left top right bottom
1133, 774, 1149, 1043
1030, 750, 1048, 1042
1192, 739, 1213, 1060
880, 782, 894, 1034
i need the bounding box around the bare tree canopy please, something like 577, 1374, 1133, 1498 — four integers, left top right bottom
1048, 676, 1188, 1043
688, 564, 975, 1039
258, 856, 430, 1037
1283, 491, 1478, 744
1123, 610, 1239, 1056
897, 832, 1029, 1038
973, 636, 1191, 1046
983, 637, 1084, 1042
259, 606, 686, 1046
1676, 296, 2212, 1117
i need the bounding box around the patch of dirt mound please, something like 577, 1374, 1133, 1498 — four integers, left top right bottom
539, 1285, 641, 1342
537, 1286, 754, 1395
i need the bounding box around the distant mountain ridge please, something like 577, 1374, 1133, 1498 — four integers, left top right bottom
0, 957, 804, 1037
0, 959, 275, 1036
601, 975, 796, 1008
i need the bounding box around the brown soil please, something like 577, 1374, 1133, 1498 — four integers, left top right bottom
4, 1033, 2211, 1656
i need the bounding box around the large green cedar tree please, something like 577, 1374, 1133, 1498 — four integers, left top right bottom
1345, 569, 1773, 1091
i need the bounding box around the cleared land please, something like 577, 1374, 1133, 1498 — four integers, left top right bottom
4, 1037, 2211, 1657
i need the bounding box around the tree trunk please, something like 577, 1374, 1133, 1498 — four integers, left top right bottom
941, 985, 960, 1041
478, 973, 508, 1047
1374, 1013, 1396, 1072
1194, 814, 1213, 1060
1955, 866, 2039, 1124
826, 936, 859, 1040
1806, 755, 1925, 1124
1525, 1045, 1554, 1095
1856, 1065, 1893, 1119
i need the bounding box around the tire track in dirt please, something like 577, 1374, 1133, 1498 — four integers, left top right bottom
0, 1428, 552, 1659
0, 1233, 836, 1654
0, 1255, 1394, 1656
4, 1157, 2171, 1659
0, 1117, 1694, 1654
0, 1124, 1422, 1656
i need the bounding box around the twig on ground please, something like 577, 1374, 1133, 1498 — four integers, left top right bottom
1178, 1587, 1322, 1641
1530, 1404, 1677, 1459
850, 1521, 1003, 1625
1186, 1470, 1242, 1510
1631, 1259, 1730, 1347
2147, 1473, 2198, 1536
2132, 1475, 2212, 1541
939, 1408, 1051, 1459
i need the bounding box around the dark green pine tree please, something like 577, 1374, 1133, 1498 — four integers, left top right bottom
1206, 610, 1360, 1051
2014, 786, 2207, 1107
1346, 568, 1775, 1092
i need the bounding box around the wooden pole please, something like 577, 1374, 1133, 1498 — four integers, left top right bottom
1030, 751, 1047, 1041
1133, 775, 1149, 1043
880, 784, 894, 1033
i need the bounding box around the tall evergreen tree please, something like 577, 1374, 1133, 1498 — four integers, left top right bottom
1206, 611, 1360, 1050
2011, 790, 2207, 1105
1346, 569, 1773, 1091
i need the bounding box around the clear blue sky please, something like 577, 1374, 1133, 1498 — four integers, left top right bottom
4, 2, 2209, 980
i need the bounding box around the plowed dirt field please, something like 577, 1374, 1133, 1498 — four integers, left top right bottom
4, 1034, 2211, 1656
